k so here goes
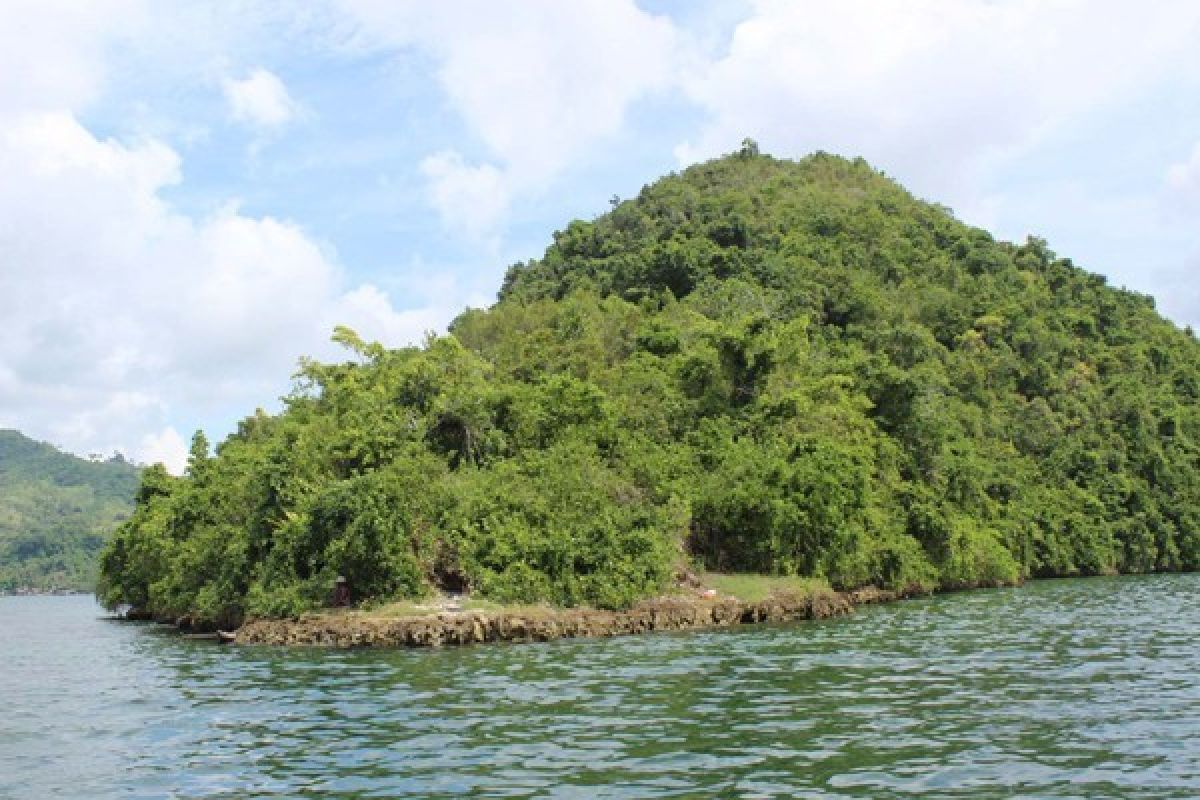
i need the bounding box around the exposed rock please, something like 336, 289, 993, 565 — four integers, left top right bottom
122, 608, 156, 622
233, 585, 925, 649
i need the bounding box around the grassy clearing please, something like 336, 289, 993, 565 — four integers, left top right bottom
356, 599, 436, 617
319, 575, 831, 621
702, 573, 830, 603
336, 595, 560, 619
458, 597, 559, 616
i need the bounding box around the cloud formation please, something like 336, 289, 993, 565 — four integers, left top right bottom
677, 0, 1200, 200
222, 68, 298, 129
0, 0, 146, 114
1167, 142, 1200, 198
0, 106, 429, 471
3, 0, 1200, 469
419, 150, 510, 240
339, 0, 687, 235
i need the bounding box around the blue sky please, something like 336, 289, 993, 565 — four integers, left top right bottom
2, 0, 1200, 471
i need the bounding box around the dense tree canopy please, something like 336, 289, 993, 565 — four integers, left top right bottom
98, 150, 1200, 628
1, 430, 140, 591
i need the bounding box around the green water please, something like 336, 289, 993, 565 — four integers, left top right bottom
2, 575, 1198, 798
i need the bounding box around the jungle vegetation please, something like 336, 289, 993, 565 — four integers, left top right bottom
97, 147, 1200, 628
1, 430, 140, 591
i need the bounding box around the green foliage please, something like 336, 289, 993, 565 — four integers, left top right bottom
831, 532, 938, 592
445, 441, 685, 609
0, 430, 140, 591
98, 150, 1200, 626
688, 422, 872, 577
702, 572, 827, 604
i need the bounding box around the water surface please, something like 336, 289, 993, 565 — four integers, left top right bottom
2, 574, 1198, 798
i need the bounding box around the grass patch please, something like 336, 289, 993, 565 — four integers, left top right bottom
459, 597, 559, 615
337, 595, 561, 619
318, 578, 834, 621
361, 600, 437, 617
703, 573, 829, 603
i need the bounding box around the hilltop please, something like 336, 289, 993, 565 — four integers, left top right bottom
0, 430, 141, 591
98, 146, 1200, 629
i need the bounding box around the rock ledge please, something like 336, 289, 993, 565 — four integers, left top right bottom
232, 587, 911, 648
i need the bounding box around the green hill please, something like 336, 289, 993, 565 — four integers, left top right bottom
98, 146, 1200, 628
0, 430, 141, 591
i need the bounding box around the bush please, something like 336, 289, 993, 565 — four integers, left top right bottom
831, 533, 938, 592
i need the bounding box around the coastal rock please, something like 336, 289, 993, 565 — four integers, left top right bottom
232, 587, 895, 650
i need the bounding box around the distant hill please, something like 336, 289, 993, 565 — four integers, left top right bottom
0, 430, 141, 591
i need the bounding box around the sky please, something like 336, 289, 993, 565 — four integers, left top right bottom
2, 0, 1200, 474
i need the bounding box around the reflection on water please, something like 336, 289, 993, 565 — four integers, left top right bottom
2, 574, 1199, 798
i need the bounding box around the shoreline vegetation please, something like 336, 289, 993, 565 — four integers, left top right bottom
97, 147, 1200, 638
113, 569, 1189, 648
123, 573, 929, 648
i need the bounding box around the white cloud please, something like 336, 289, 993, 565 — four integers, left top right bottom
139, 426, 189, 475
338, 0, 689, 223
331, 285, 449, 346
677, 0, 1200, 200
1167, 142, 1200, 197
222, 68, 298, 129
419, 2, 683, 182
419, 150, 510, 239
0, 111, 428, 468
0, 0, 147, 114
5, 0, 1200, 466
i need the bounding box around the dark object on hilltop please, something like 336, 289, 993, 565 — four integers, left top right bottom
97, 149, 1200, 631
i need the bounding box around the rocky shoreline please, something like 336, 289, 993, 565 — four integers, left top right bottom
228, 586, 916, 649
2, 587, 89, 597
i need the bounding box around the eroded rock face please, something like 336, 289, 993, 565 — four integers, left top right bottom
232, 587, 900, 649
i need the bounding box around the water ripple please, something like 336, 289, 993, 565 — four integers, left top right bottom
2, 574, 1199, 798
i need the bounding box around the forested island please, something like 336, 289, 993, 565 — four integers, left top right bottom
1, 430, 140, 592
97, 146, 1200, 636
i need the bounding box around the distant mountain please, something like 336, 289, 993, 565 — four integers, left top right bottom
0, 430, 141, 592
